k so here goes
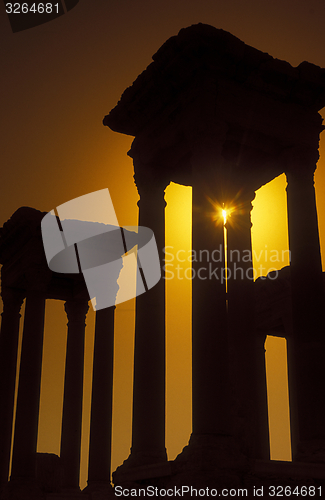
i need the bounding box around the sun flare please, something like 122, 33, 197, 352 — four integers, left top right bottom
222, 209, 227, 225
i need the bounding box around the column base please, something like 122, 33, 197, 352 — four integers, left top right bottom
0, 481, 9, 500
109, 448, 325, 498
46, 493, 84, 500
173, 433, 248, 485
111, 435, 248, 495
294, 439, 325, 463
60, 487, 82, 495
4, 478, 43, 500
83, 481, 115, 499
113, 449, 168, 484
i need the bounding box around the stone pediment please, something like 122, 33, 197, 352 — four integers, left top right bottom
105, 24, 325, 136
104, 24, 325, 191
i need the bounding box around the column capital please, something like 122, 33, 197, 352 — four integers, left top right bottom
134, 172, 169, 203
285, 169, 315, 191
131, 150, 170, 199
229, 188, 256, 205
281, 145, 319, 177
225, 190, 255, 232
1, 287, 25, 314
64, 299, 89, 326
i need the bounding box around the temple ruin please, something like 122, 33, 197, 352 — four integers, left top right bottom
1, 23, 325, 498
0, 208, 117, 499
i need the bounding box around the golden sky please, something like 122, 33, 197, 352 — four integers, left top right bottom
1, 0, 325, 488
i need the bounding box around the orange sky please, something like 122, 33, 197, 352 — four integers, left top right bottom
1, 0, 325, 488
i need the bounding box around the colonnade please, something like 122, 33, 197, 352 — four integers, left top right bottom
100, 20, 325, 478
124, 146, 325, 469
0, 150, 324, 492
0, 287, 116, 492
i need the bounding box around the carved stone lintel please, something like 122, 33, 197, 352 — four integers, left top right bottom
23, 265, 52, 294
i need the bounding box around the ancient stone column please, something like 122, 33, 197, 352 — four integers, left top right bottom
87, 306, 115, 487
226, 192, 269, 460
254, 332, 269, 459
0, 288, 24, 483
285, 149, 325, 461
191, 178, 231, 440
60, 298, 89, 490
129, 170, 167, 465
10, 290, 46, 481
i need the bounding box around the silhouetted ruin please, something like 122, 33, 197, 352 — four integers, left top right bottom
1, 23, 325, 499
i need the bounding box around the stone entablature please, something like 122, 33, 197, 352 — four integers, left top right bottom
0, 207, 87, 300
104, 24, 325, 192
106, 24, 325, 134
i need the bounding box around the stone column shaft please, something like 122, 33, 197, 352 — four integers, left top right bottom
0, 289, 24, 483
286, 168, 325, 459
226, 196, 269, 460
88, 306, 115, 485
286, 170, 324, 339
255, 333, 269, 459
60, 299, 89, 489
192, 181, 231, 437
10, 291, 46, 480
130, 178, 167, 462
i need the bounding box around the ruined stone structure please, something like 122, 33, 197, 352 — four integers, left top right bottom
0, 208, 117, 499
103, 23, 325, 492
1, 23, 325, 499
